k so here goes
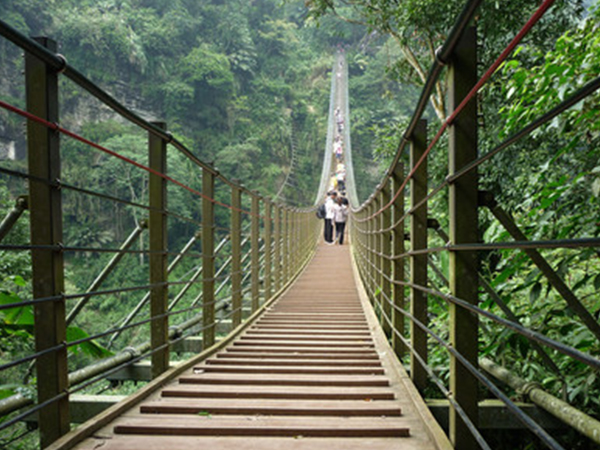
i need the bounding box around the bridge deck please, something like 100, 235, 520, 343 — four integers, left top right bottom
65, 244, 450, 450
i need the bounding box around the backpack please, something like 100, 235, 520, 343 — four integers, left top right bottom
316, 203, 326, 219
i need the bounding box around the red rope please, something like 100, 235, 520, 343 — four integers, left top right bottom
0, 98, 261, 217
363, 0, 556, 221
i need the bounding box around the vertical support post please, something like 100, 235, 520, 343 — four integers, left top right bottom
148, 122, 169, 378
366, 202, 374, 301
26, 37, 69, 447
410, 119, 428, 392
231, 186, 242, 328
273, 205, 281, 291
251, 194, 260, 312
373, 195, 381, 313
264, 200, 272, 300
380, 183, 392, 337
293, 210, 299, 270
448, 26, 479, 450
392, 163, 406, 357
283, 208, 289, 284
202, 168, 216, 348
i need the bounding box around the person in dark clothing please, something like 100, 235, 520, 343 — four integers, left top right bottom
324, 191, 337, 243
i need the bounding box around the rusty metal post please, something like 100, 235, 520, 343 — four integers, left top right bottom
26, 36, 69, 448
231, 186, 242, 328
448, 26, 479, 450
264, 200, 272, 300
148, 121, 169, 378
273, 205, 282, 291
380, 184, 392, 337
410, 119, 428, 392
202, 168, 216, 348
392, 163, 406, 357
251, 193, 260, 312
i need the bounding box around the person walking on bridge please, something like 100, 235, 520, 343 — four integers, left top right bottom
333, 196, 349, 245
324, 191, 337, 244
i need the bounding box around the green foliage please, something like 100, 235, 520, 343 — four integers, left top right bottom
0, 279, 113, 360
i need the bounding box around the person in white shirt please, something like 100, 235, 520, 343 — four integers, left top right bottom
324, 191, 337, 244
333, 197, 349, 245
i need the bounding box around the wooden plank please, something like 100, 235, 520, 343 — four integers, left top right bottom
221, 347, 377, 355
74, 435, 422, 450
161, 385, 395, 400
193, 365, 385, 375
204, 358, 381, 367
178, 373, 390, 387
215, 352, 379, 360
139, 398, 402, 416
113, 416, 410, 437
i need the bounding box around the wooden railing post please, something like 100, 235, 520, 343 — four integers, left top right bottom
381, 182, 392, 338
26, 36, 69, 448
273, 205, 282, 291
202, 168, 216, 348
392, 163, 406, 357
148, 121, 169, 378
264, 200, 272, 300
251, 193, 260, 312
231, 185, 242, 328
410, 119, 428, 392
448, 26, 479, 450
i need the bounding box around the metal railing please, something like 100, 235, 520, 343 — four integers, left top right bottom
350, 0, 600, 449
0, 20, 321, 448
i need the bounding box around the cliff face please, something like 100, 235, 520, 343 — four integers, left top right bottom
0, 55, 157, 162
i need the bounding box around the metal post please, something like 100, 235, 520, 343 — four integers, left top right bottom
26, 37, 69, 447
448, 26, 479, 450
392, 163, 406, 357
273, 205, 281, 291
264, 201, 272, 300
251, 193, 260, 312
202, 168, 216, 348
231, 186, 242, 327
373, 195, 381, 313
292, 209, 299, 271
366, 202, 374, 301
410, 119, 428, 392
283, 208, 289, 284
380, 183, 392, 338
148, 121, 169, 378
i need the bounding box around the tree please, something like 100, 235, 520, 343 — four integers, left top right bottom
304, 0, 584, 122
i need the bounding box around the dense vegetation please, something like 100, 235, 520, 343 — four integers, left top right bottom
1, 0, 599, 449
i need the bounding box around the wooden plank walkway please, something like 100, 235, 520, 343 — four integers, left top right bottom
60, 244, 451, 450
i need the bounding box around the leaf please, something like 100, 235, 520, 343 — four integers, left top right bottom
529, 282, 542, 303
11, 275, 27, 287
594, 273, 600, 291
0, 291, 34, 326
66, 326, 113, 358
592, 178, 600, 197
0, 384, 21, 400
